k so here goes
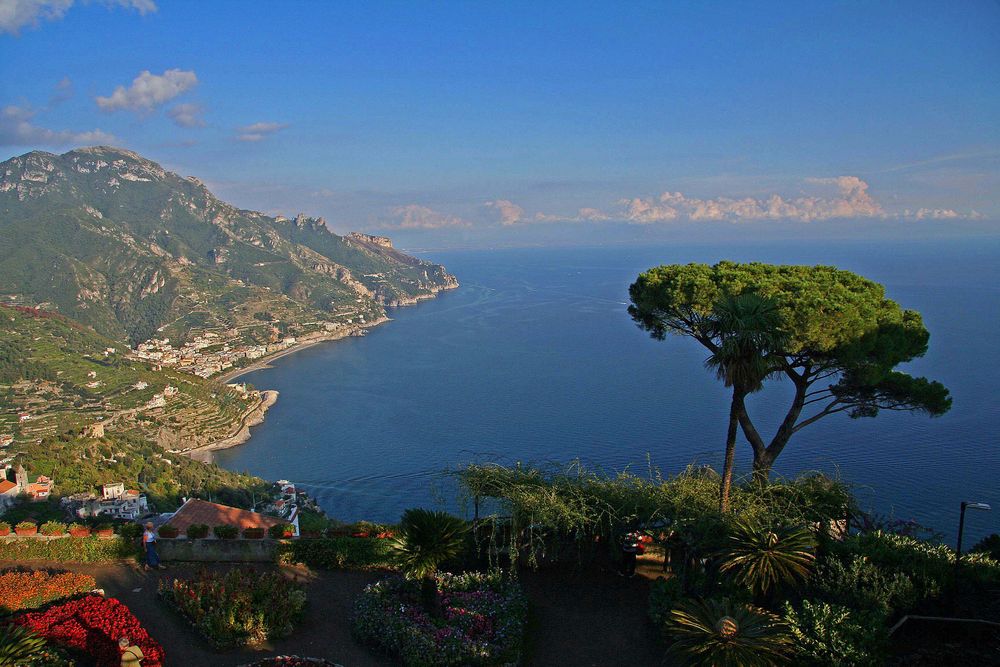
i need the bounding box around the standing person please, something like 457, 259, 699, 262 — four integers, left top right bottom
142, 522, 164, 571
119, 636, 143, 666
620, 530, 641, 578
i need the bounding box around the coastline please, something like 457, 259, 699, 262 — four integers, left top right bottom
215, 315, 390, 384
184, 389, 279, 463
193, 281, 459, 462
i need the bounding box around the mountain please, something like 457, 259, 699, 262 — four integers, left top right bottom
0, 146, 457, 346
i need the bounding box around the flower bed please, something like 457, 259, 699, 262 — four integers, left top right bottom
159, 568, 306, 648
239, 657, 342, 667
0, 568, 96, 612
10, 594, 164, 667
353, 571, 527, 666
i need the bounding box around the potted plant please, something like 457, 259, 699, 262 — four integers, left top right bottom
268, 523, 294, 539
186, 523, 209, 539
213, 524, 238, 540
94, 523, 114, 538
68, 523, 91, 537
40, 521, 66, 536
0, 521, 10, 536
242, 527, 265, 539
15, 521, 37, 536
158, 524, 179, 539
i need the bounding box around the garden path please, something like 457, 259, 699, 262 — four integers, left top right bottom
4, 559, 666, 666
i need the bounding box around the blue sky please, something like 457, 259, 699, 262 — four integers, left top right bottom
1, 0, 998, 246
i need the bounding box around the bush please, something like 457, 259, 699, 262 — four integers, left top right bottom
0, 568, 97, 613
157, 525, 179, 538
353, 571, 527, 666
812, 554, 920, 619
783, 599, 888, 666
277, 537, 395, 570
243, 527, 265, 539
0, 535, 139, 562
186, 523, 209, 539
268, 523, 294, 539
213, 524, 238, 540
39, 522, 66, 537
119, 523, 143, 541
10, 594, 165, 666
648, 576, 684, 628
159, 568, 306, 649
971, 533, 1000, 560
68, 523, 90, 537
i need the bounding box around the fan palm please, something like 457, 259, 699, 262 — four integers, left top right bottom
717, 520, 816, 600
705, 293, 787, 512
665, 597, 791, 666
0, 625, 49, 667
391, 508, 468, 616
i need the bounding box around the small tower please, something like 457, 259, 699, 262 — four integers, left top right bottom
14, 464, 27, 492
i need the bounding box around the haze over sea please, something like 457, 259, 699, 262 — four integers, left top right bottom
215, 237, 999, 544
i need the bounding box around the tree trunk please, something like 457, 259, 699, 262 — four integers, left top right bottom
719, 389, 746, 513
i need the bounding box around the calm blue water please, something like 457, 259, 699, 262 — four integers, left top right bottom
214, 238, 1000, 545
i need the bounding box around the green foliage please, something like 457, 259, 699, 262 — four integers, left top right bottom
664, 597, 791, 666
186, 523, 209, 539
627, 261, 950, 478
812, 554, 920, 619
717, 521, 816, 599
0, 536, 138, 562
0, 625, 49, 667
159, 568, 307, 649
267, 523, 293, 539
782, 600, 887, 667
649, 576, 685, 627
971, 533, 1000, 560
213, 524, 238, 539
296, 508, 330, 534
38, 522, 65, 537
277, 537, 395, 570
15, 522, 36, 532
157, 525, 179, 538
392, 509, 469, 580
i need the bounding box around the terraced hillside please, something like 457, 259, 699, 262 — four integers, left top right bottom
0, 304, 263, 451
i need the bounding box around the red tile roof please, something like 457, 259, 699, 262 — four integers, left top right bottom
163, 498, 286, 534
0, 480, 16, 494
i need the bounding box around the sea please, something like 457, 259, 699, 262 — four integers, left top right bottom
213, 237, 1000, 545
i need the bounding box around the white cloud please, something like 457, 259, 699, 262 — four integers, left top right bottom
621, 176, 886, 223
167, 102, 205, 128
380, 204, 470, 229
236, 121, 287, 142
96, 69, 196, 112
483, 199, 525, 225
903, 207, 961, 220
1, 0, 155, 35
0, 103, 116, 146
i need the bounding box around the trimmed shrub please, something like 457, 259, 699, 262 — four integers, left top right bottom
243, 527, 265, 539
0, 521, 10, 536
186, 523, 209, 539
277, 537, 394, 570
68, 523, 90, 537
213, 524, 239, 540
0, 536, 139, 562
119, 522, 143, 541
783, 599, 888, 666
812, 554, 920, 619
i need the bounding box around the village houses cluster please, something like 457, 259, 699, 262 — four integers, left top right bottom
132, 331, 298, 378
0, 463, 54, 509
